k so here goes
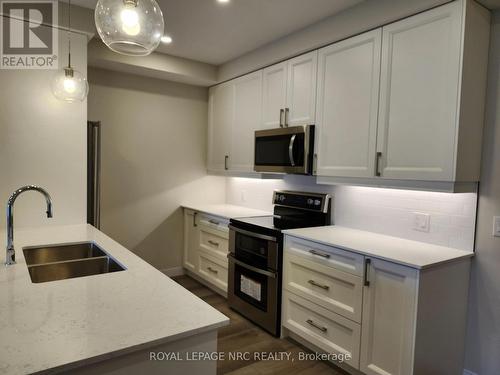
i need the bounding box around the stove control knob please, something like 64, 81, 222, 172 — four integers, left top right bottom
314, 199, 321, 206
278, 195, 285, 202
307, 199, 313, 205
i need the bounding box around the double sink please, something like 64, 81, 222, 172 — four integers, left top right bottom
23, 242, 125, 283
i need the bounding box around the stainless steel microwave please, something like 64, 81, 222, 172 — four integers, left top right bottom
254, 125, 314, 174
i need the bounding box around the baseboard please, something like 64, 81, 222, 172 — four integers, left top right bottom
463, 370, 478, 375
161, 266, 185, 277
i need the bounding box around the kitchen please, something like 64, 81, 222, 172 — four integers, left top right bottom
0, 0, 499, 374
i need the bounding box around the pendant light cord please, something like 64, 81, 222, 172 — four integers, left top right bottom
67, 0, 71, 68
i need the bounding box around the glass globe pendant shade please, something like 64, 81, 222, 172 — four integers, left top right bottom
95, 0, 164, 56
51, 67, 89, 102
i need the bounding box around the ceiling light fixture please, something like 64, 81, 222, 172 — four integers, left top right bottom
51, 0, 89, 102
217, 0, 230, 3
95, 0, 165, 56
161, 35, 172, 44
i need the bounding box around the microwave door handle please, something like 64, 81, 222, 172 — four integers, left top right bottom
289, 134, 296, 166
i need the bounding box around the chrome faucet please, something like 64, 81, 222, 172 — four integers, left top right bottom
5, 185, 53, 265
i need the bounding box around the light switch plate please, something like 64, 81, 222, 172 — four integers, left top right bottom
493, 216, 500, 237
413, 212, 431, 232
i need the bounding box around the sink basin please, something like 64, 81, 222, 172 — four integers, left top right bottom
23, 242, 107, 266
23, 242, 125, 283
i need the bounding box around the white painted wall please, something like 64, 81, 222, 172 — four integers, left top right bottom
225, 176, 477, 251
464, 10, 500, 375
87, 68, 225, 272
0, 30, 88, 230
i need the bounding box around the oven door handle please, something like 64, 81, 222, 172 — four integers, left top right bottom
228, 254, 277, 279
288, 134, 296, 167
228, 225, 277, 242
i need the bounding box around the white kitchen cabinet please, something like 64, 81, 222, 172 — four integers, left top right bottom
230, 71, 263, 172
360, 259, 418, 375
261, 51, 317, 129
376, 0, 490, 182
183, 209, 199, 273
315, 29, 382, 178
207, 82, 233, 172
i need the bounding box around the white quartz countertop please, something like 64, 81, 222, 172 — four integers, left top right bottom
283, 226, 474, 269
181, 203, 271, 219
0, 224, 229, 375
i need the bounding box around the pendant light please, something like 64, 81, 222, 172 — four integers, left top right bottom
51, 0, 89, 102
95, 0, 164, 56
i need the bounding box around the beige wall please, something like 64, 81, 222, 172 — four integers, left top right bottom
87, 68, 225, 272
464, 10, 500, 375
0, 30, 88, 229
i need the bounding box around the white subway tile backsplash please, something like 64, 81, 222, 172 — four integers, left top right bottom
225, 177, 477, 251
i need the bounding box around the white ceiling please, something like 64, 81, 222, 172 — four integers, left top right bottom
72, 0, 363, 65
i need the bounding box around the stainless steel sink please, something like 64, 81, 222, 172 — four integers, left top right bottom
23, 242, 125, 283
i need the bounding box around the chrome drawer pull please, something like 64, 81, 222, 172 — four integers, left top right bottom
309, 249, 331, 259
306, 319, 327, 333
208, 219, 220, 226
208, 240, 219, 247
207, 266, 218, 274
308, 280, 329, 290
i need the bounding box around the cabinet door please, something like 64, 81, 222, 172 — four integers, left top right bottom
377, 2, 462, 181
183, 210, 199, 273
286, 51, 317, 126
231, 71, 263, 172
360, 258, 418, 375
316, 29, 382, 178
262, 62, 287, 129
208, 82, 233, 172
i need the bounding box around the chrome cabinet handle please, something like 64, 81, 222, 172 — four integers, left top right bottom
308, 280, 329, 290
364, 258, 371, 287
375, 152, 382, 177
306, 319, 327, 333
207, 266, 218, 274
279, 109, 284, 128
224, 155, 229, 170
193, 212, 197, 227
208, 240, 219, 247
309, 249, 330, 259
208, 219, 220, 225
289, 134, 296, 167
284, 107, 289, 127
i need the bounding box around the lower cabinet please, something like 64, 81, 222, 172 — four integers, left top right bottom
183, 209, 229, 294
282, 235, 471, 375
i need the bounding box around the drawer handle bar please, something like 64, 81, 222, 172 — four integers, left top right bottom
207, 266, 218, 274
306, 319, 327, 333
309, 249, 331, 259
308, 280, 329, 290
208, 240, 219, 247
208, 219, 221, 225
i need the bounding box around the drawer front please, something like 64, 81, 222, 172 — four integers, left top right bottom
283, 291, 361, 369
199, 214, 229, 234
200, 228, 229, 260
285, 236, 364, 276
284, 252, 363, 323
198, 253, 228, 292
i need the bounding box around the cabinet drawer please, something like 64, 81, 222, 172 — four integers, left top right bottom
283, 291, 360, 369
284, 252, 363, 323
198, 253, 228, 292
199, 227, 229, 260
198, 214, 229, 234
285, 236, 364, 276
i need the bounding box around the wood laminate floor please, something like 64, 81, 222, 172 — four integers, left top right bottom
173, 275, 349, 375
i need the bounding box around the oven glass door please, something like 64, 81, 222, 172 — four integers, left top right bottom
255, 132, 305, 168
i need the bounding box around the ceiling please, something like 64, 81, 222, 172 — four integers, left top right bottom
72, 0, 363, 65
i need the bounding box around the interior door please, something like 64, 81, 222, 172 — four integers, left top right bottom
231, 71, 263, 172
262, 62, 287, 129
360, 258, 418, 375
316, 29, 382, 178
208, 82, 233, 172
286, 51, 318, 126
376, 2, 462, 181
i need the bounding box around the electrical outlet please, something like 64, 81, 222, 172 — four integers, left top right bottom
413, 212, 431, 232
493, 216, 500, 237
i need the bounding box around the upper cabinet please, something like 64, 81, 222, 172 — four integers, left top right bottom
208, 81, 233, 172
316, 29, 382, 178
262, 51, 318, 129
